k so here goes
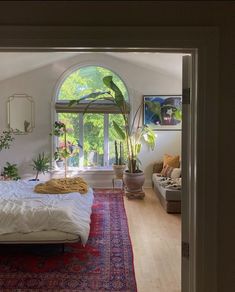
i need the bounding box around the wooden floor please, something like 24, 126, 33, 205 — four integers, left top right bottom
124, 188, 181, 292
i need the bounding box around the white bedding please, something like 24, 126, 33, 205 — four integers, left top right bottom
0, 180, 94, 245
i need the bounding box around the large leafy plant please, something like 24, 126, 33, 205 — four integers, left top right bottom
69, 76, 156, 173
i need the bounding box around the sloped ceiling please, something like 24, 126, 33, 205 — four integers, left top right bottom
0, 52, 183, 82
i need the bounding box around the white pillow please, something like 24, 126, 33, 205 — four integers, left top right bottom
171, 168, 181, 179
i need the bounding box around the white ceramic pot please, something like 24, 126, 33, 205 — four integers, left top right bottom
112, 164, 126, 179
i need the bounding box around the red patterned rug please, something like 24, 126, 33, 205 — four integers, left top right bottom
0, 190, 137, 292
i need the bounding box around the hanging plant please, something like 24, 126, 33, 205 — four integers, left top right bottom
0, 130, 15, 152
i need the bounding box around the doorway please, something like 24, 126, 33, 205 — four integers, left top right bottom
0, 25, 219, 292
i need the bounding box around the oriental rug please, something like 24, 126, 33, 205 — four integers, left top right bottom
0, 189, 137, 292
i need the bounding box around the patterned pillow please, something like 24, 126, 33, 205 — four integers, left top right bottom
163, 154, 180, 168
161, 164, 181, 178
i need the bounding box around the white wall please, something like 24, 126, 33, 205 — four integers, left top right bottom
0, 53, 182, 186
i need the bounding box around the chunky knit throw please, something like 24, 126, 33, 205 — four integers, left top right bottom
34, 177, 88, 194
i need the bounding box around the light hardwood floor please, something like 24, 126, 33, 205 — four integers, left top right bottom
124, 188, 181, 292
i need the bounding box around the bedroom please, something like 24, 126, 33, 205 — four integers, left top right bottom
0, 51, 182, 291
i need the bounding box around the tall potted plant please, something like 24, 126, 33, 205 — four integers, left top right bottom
69, 76, 156, 198
51, 121, 70, 178
52, 121, 80, 177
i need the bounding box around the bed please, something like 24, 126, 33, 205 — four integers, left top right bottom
0, 180, 94, 245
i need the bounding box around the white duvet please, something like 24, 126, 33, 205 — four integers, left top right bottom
0, 180, 94, 245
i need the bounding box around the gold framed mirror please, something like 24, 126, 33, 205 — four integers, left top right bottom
7, 94, 35, 134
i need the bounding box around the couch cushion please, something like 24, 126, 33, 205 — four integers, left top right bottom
152, 174, 181, 201
161, 164, 181, 179
153, 160, 163, 173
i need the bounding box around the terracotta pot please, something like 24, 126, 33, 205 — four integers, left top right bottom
123, 170, 145, 192
112, 164, 126, 179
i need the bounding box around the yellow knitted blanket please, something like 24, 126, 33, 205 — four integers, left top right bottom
34, 177, 88, 194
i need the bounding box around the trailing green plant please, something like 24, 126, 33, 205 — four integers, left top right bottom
2, 162, 21, 180
69, 75, 156, 173
114, 140, 125, 165
0, 130, 14, 152
32, 152, 51, 180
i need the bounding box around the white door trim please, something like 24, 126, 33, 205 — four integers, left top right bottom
0, 25, 219, 292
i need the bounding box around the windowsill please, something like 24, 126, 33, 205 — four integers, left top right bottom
52, 166, 114, 175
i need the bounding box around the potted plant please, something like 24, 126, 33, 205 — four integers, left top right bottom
113, 140, 126, 179
31, 152, 50, 181
2, 162, 21, 180
51, 121, 70, 177
69, 75, 156, 198
51, 121, 80, 177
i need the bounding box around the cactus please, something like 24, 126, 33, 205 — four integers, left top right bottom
114, 141, 125, 165
119, 141, 124, 165
114, 140, 118, 165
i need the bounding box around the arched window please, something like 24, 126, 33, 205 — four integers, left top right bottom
54, 65, 129, 169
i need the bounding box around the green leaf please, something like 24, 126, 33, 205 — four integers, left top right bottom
113, 121, 126, 140
135, 143, 142, 155
103, 76, 125, 107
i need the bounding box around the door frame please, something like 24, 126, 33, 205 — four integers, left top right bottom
0, 25, 219, 292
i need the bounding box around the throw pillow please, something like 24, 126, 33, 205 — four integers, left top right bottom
153, 160, 163, 173
163, 154, 180, 168
161, 164, 174, 177
161, 164, 181, 179
171, 167, 181, 179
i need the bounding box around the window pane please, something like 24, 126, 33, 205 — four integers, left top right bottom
109, 114, 126, 166
58, 113, 80, 167
58, 66, 128, 101
83, 113, 104, 167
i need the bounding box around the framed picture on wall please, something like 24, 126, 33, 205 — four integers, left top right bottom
143, 95, 182, 130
